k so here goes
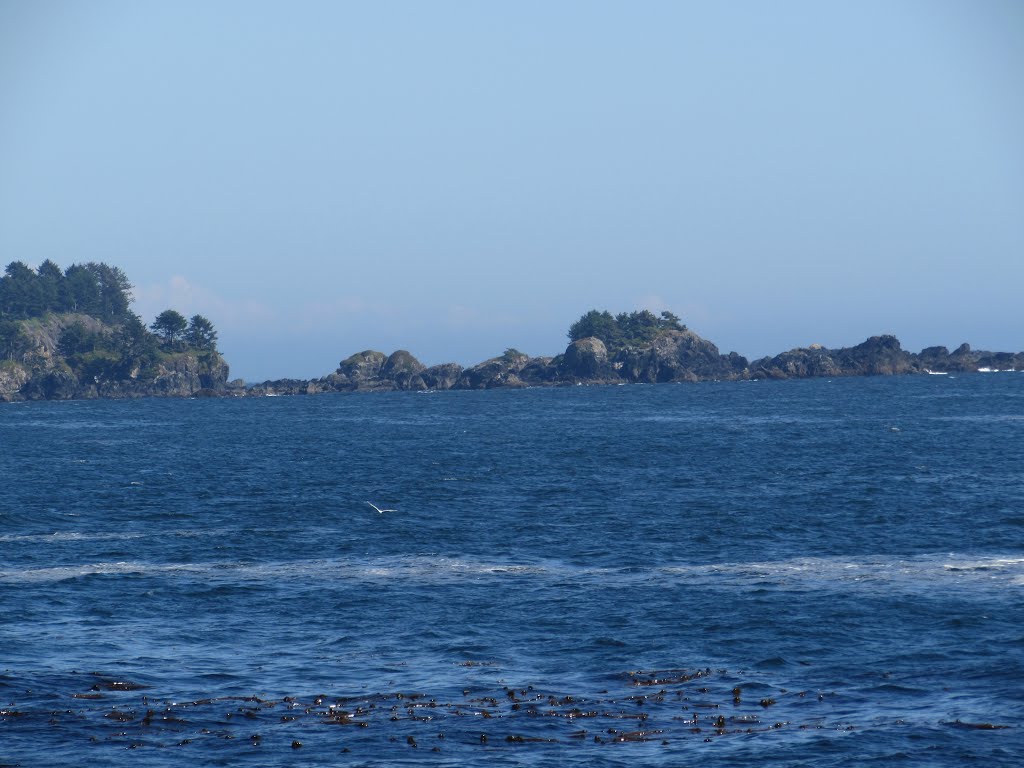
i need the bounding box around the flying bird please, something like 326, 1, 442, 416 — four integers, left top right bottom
366, 501, 397, 514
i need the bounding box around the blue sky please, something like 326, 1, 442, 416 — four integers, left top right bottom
1, 1, 1021, 381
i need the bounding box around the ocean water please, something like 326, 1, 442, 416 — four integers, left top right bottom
1, 374, 1022, 766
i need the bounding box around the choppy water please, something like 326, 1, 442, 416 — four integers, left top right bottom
2, 374, 1022, 766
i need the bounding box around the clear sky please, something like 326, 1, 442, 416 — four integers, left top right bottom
1, 1, 1022, 381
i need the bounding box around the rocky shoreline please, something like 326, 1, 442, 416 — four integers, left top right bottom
0, 312, 230, 403
243, 332, 1023, 398
2, 319, 1021, 403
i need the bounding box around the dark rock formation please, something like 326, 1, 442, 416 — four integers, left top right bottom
458, 351, 533, 389
381, 350, 427, 391
752, 336, 914, 379
337, 350, 387, 381
613, 330, 748, 383
11, 308, 1018, 403
559, 337, 614, 381
752, 335, 1024, 379
421, 363, 464, 390
915, 342, 1024, 373
751, 344, 842, 380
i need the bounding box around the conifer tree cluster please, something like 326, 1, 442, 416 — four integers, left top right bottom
0, 261, 218, 374
0, 260, 133, 320
567, 309, 686, 354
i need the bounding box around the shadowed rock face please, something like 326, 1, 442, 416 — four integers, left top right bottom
614, 330, 748, 383
751, 336, 1024, 380
840, 335, 915, 375
421, 363, 464, 390
458, 352, 533, 390
12, 351, 230, 401
337, 350, 388, 380
0, 311, 231, 402
916, 343, 1024, 373
560, 337, 612, 380
381, 350, 426, 391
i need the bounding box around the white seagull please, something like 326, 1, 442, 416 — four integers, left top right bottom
366, 501, 397, 514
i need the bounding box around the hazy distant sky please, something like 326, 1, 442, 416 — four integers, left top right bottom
2, 1, 1022, 380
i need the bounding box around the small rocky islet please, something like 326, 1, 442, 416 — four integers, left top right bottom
246, 331, 1024, 397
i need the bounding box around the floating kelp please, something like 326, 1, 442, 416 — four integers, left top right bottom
0, 666, 882, 756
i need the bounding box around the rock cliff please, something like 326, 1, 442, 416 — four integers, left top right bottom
0, 312, 230, 402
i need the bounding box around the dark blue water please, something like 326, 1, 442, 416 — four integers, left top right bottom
2, 374, 1022, 766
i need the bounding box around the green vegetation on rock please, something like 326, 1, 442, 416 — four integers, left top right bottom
0, 260, 227, 401
567, 309, 686, 354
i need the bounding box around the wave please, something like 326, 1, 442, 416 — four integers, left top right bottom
2, 553, 1021, 591
0, 531, 147, 543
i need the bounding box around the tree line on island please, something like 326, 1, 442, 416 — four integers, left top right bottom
0, 260, 226, 400
568, 309, 686, 354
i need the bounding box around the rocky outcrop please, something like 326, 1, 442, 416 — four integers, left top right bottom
751, 344, 843, 379
13, 350, 230, 401
240, 328, 1021, 399
751, 335, 1024, 379
559, 337, 614, 381
337, 350, 388, 381
916, 342, 1024, 373
612, 330, 748, 383
11, 310, 1017, 403
0, 363, 30, 401
752, 336, 914, 379
380, 350, 427, 391
457, 351, 534, 389
0, 312, 231, 402
422, 363, 464, 390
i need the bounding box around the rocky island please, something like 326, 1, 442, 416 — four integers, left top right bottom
247, 310, 1023, 397
2, 263, 1020, 402
0, 261, 228, 402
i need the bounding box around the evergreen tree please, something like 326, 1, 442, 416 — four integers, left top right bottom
37, 260, 64, 312
185, 314, 217, 351
63, 264, 101, 314
568, 310, 622, 348
85, 262, 132, 320
0, 261, 43, 318
0, 318, 25, 360
151, 309, 188, 347
567, 308, 688, 354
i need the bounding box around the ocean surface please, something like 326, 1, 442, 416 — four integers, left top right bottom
1, 374, 1022, 766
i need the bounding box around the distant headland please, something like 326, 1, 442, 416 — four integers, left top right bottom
0, 260, 227, 401
1, 263, 1021, 402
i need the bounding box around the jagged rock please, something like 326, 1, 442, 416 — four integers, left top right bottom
838, 335, 914, 375
140, 352, 229, 397
976, 351, 1023, 371
458, 351, 532, 389
249, 378, 310, 396
616, 330, 747, 383
918, 345, 957, 372
752, 346, 844, 379
21, 368, 79, 400
421, 363, 463, 390
518, 357, 558, 385
0, 363, 30, 401
753, 335, 913, 379
337, 350, 387, 381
